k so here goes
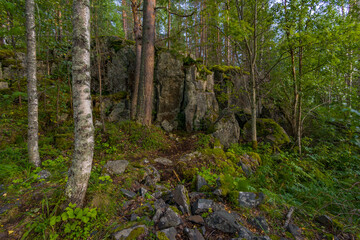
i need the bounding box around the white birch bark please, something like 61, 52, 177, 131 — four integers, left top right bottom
65, 0, 94, 207
26, 0, 41, 167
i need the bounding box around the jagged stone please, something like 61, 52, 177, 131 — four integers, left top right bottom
143, 165, 160, 186
205, 210, 253, 239
158, 207, 183, 230
287, 223, 303, 240
249, 216, 269, 232
173, 185, 190, 214
192, 199, 213, 215
108, 100, 129, 122
113, 225, 147, 240
213, 110, 240, 148
154, 157, 173, 166
196, 175, 208, 192
121, 189, 137, 199
188, 215, 205, 225
138, 187, 148, 197
184, 228, 205, 240
237, 192, 265, 208
103, 160, 128, 175
158, 227, 177, 240
0, 82, 9, 90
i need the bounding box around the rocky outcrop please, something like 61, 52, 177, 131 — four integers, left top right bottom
183, 66, 219, 131
155, 51, 185, 130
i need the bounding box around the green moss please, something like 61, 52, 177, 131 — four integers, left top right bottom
176, 161, 197, 181
125, 227, 145, 240
169, 206, 181, 215
109, 37, 135, 52
197, 64, 212, 76
156, 231, 170, 240
54, 133, 73, 149
211, 65, 242, 73
0, 49, 15, 60
199, 185, 212, 192
2, 58, 17, 67
243, 118, 290, 146
183, 55, 197, 66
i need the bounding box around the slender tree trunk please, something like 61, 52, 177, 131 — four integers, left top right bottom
65, 0, 94, 207
167, 0, 171, 49
250, 0, 258, 149
26, 0, 41, 167
122, 0, 128, 39
137, 0, 156, 126
130, 0, 142, 119
226, 0, 230, 65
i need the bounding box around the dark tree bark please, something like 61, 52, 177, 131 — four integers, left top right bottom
130, 0, 142, 119
26, 0, 41, 167
136, 0, 156, 126
65, 0, 94, 207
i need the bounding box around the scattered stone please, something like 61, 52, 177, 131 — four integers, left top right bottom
158, 227, 177, 240
192, 199, 213, 215
252, 236, 272, 240
189, 192, 206, 201
121, 189, 137, 199
103, 160, 129, 175
249, 216, 269, 232
184, 227, 205, 240
143, 165, 160, 186
237, 192, 265, 208
173, 185, 190, 215
37, 170, 51, 180
113, 225, 147, 240
138, 187, 148, 197
315, 215, 333, 229
179, 151, 201, 162
95, 120, 103, 127
196, 175, 208, 192
161, 191, 174, 204
0, 204, 12, 214
205, 210, 253, 239
287, 223, 303, 240
0, 82, 9, 90
161, 120, 175, 132
154, 157, 173, 166
154, 199, 167, 210
188, 215, 205, 225
158, 207, 183, 230
213, 188, 223, 197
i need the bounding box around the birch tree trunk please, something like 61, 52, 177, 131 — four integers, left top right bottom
137, 0, 156, 126
26, 0, 41, 167
65, 0, 94, 207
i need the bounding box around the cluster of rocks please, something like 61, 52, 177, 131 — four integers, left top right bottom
102, 159, 303, 240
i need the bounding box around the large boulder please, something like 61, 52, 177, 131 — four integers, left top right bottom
212, 111, 240, 148
155, 51, 185, 130
103, 160, 129, 175
183, 66, 219, 132
243, 118, 290, 146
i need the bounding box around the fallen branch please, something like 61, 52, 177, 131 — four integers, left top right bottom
284, 206, 295, 229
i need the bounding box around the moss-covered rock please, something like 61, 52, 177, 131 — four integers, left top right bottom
243, 118, 290, 146
0, 49, 15, 60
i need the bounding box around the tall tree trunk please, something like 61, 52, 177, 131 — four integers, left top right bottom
26, 0, 41, 167
137, 0, 156, 126
65, 0, 94, 207
122, 0, 128, 39
167, 0, 171, 49
226, 0, 230, 65
130, 0, 142, 119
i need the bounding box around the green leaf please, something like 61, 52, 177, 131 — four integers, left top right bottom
81, 216, 89, 223
50, 216, 57, 226
61, 212, 68, 221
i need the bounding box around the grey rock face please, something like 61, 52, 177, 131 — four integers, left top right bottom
158, 207, 183, 230
192, 199, 214, 215
238, 192, 265, 208
173, 185, 190, 214
155, 52, 185, 128
184, 227, 205, 240
188, 215, 205, 225
205, 210, 253, 239
183, 66, 219, 132
103, 160, 129, 175
37, 170, 51, 180
158, 227, 177, 240
213, 111, 240, 148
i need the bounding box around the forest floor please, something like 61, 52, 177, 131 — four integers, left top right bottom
0, 84, 359, 239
